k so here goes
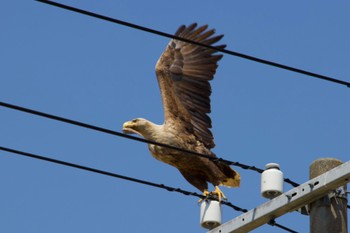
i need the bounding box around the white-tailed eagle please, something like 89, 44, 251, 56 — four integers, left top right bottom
123, 23, 240, 201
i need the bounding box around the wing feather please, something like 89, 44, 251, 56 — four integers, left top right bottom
186, 24, 208, 40
155, 23, 225, 149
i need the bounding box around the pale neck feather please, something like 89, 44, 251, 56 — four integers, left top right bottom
138, 120, 164, 141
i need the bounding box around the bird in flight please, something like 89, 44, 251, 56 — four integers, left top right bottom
123, 23, 240, 201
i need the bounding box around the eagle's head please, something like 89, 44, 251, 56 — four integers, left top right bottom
123, 118, 146, 136
123, 118, 162, 140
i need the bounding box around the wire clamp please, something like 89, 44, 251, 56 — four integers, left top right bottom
331, 186, 348, 200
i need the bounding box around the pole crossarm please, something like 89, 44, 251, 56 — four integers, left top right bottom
209, 160, 350, 233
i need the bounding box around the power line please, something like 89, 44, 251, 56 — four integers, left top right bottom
268, 219, 298, 233
0, 101, 300, 187
0, 145, 243, 211
0, 145, 297, 232
36, 0, 350, 88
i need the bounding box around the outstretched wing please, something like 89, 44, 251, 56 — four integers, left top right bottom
155, 23, 225, 149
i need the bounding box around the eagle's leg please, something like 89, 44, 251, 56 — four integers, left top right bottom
199, 186, 227, 203
198, 190, 210, 203
212, 186, 227, 202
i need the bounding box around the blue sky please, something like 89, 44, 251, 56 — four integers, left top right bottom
1, 1, 349, 232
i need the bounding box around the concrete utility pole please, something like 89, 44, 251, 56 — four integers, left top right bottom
310, 158, 348, 233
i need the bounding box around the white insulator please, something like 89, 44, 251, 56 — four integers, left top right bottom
200, 200, 222, 229
261, 163, 284, 199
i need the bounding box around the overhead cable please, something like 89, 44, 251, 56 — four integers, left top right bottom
0, 146, 245, 211
0, 101, 300, 188
268, 219, 298, 233
36, 0, 350, 88
0, 145, 297, 232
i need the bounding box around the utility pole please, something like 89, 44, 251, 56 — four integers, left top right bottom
309, 158, 348, 233
208, 160, 350, 233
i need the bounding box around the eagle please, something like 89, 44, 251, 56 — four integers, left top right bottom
123, 23, 240, 201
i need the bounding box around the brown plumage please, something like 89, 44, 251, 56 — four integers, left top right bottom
123, 23, 240, 199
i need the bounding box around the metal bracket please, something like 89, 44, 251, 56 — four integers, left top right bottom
208, 160, 350, 233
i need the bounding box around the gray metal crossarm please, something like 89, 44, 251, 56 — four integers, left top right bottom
208, 160, 350, 233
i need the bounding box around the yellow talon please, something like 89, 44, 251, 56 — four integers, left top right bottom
198, 190, 210, 203
198, 187, 227, 203
212, 186, 227, 202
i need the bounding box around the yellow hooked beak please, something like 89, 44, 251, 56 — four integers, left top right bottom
122, 121, 138, 135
